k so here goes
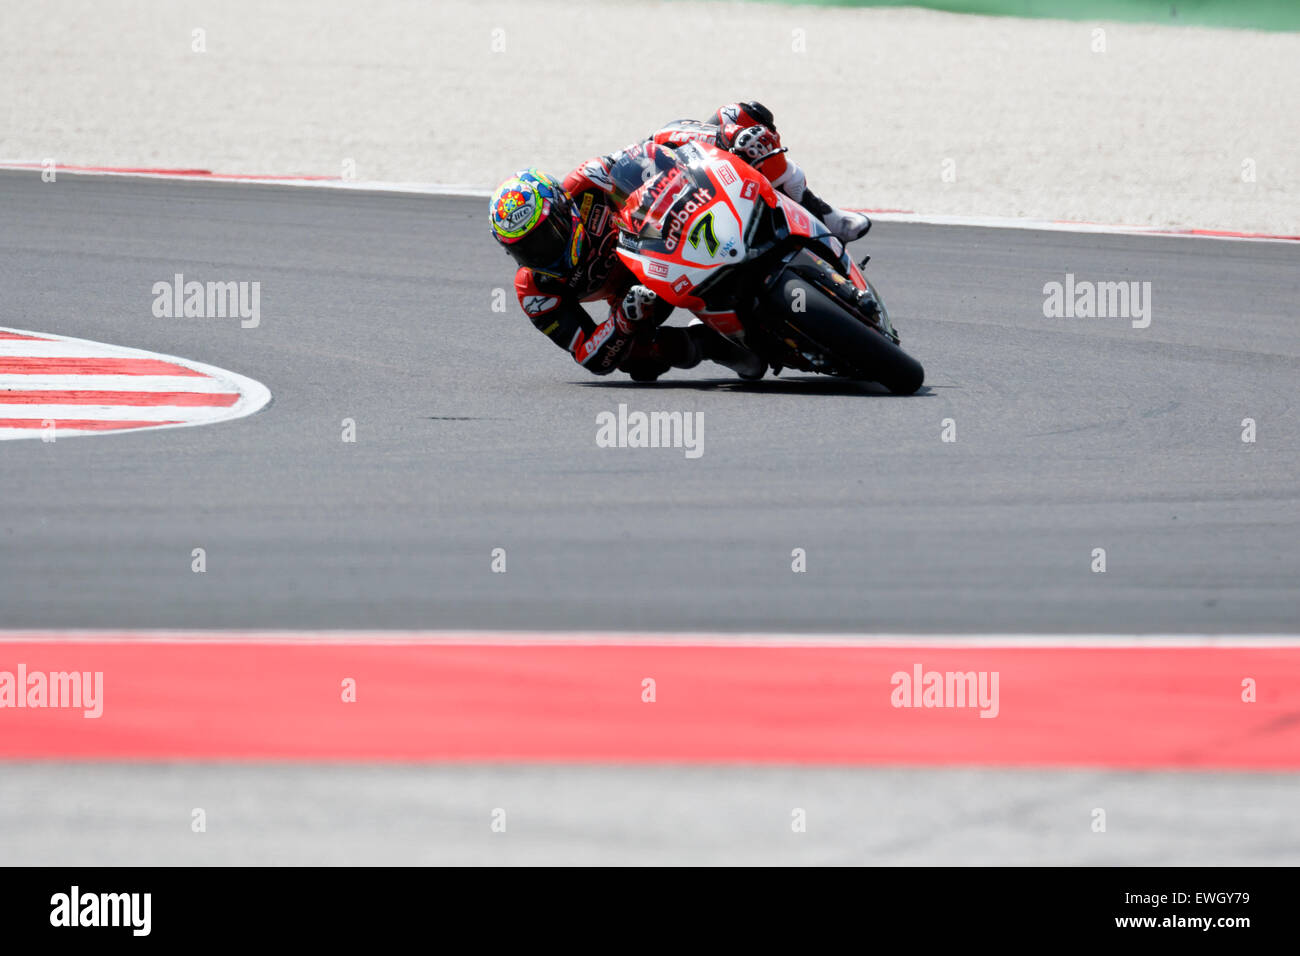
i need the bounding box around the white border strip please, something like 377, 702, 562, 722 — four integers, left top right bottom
863, 211, 1297, 243
0, 161, 492, 197
0, 630, 1296, 647
2, 161, 1293, 244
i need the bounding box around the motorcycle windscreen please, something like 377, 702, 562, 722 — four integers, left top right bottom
612, 146, 701, 240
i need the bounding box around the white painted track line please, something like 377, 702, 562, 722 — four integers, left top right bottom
0, 630, 1296, 646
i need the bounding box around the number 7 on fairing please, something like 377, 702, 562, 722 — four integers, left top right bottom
687, 211, 720, 256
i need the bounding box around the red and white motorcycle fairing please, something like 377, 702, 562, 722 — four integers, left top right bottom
614, 142, 870, 343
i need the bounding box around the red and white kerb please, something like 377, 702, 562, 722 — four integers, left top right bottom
0, 327, 271, 440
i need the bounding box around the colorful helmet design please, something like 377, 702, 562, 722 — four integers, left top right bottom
489, 169, 585, 278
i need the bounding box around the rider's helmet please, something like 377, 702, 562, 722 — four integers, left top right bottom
489, 169, 585, 278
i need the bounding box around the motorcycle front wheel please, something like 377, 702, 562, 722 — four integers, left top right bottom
768, 267, 925, 395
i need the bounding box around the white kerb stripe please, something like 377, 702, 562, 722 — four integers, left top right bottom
0, 404, 234, 421
0, 375, 236, 392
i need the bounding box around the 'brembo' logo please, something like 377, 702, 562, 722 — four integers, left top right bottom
664, 188, 714, 251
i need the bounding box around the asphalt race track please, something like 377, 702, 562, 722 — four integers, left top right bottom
1, 172, 1297, 865
2, 172, 1297, 634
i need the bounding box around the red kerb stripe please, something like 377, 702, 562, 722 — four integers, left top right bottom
0, 419, 184, 430
0, 642, 1295, 769
0, 357, 204, 376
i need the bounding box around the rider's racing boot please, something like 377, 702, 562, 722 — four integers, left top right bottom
771, 161, 872, 244
688, 325, 766, 381
800, 187, 871, 244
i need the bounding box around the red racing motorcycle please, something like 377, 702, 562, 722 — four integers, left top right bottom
611, 140, 924, 394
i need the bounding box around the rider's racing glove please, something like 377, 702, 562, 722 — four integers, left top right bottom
615, 285, 663, 334
728, 125, 788, 171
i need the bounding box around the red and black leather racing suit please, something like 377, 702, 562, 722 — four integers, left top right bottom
513, 102, 792, 378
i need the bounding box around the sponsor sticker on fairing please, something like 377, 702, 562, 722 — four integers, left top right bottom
663, 187, 714, 252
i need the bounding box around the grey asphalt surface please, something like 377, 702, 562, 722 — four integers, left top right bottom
1, 171, 1297, 866
1, 171, 1297, 634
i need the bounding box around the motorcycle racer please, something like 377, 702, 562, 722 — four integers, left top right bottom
490, 101, 872, 382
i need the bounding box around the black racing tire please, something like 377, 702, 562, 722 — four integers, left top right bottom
772, 272, 924, 395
